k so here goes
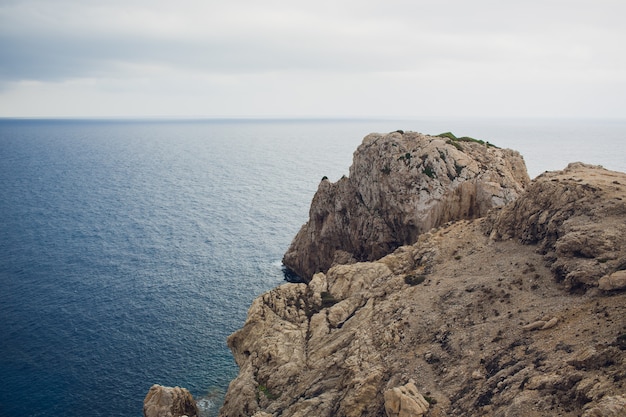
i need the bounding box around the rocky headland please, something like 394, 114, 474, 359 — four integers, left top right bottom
282, 131, 529, 281
218, 131, 626, 417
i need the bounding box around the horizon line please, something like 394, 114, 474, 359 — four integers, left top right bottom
2, 115, 626, 122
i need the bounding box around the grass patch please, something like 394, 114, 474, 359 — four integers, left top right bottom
437, 132, 498, 148
257, 384, 279, 401
437, 132, 457, 141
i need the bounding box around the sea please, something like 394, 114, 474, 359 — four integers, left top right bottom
1, 118, 625, 417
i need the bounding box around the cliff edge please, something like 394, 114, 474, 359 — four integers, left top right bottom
282, 131, 529, 282
221, 160, 626, 417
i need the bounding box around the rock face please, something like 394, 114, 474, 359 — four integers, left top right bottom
283, 131, 529, 281
486, 162, 626, 292
384, 380, 430, 417
143, 384, 199, 417
220, 163, 626, 417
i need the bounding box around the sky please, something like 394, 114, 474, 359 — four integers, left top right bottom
0, 0, 624, 118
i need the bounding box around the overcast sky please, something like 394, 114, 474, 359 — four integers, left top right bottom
0, 0, 624, 118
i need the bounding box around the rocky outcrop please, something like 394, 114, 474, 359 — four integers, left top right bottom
486, 162, 626, 292
143, 385, 199, 417
384, 380, 430, 417
220, 163, 626, 417
599, 270, 626, 291
581, 394, 626, 416
283, 131, 529, 281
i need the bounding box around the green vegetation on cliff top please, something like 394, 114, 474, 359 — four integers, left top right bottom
436, 132, 498, 148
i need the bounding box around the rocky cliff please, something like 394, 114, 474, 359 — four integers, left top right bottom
283, 131, 529, 282
220, 159, 626, 417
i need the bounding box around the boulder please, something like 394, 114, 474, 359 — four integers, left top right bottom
143, 385, 199, 417
598, 270, 626, 291
384, 380, 430, 417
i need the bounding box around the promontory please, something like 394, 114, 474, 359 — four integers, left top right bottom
219, 131, 625, 417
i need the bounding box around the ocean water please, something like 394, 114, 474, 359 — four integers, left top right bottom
0, 118, 624, 417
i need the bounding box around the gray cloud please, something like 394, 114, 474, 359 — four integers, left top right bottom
0, 0, 624, 117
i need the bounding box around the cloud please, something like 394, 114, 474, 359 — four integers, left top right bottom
0, 0, 625, 117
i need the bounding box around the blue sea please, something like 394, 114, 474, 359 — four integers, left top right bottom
1, 118, 625, 417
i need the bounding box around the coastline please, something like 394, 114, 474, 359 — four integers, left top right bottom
217, 130, 626, 416
2, 119, 626, 416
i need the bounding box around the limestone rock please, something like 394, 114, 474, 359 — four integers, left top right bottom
486, 162, 626, 291
582, 394, 626, 416
283, 131, 529, 281
221, 283, 310, 417
222, 160, 626, 417
567, 346, 621, 370
143, 385, 199, 417
599, 270, 626, 291
522, 316, 559, 331
384, 380, 430, 417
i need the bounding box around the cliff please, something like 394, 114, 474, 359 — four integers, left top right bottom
283, 131, 530, 282
220, 156, 626, 416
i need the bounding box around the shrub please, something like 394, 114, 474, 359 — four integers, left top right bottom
404, 274, 426, 286
257, 384, 279, 400
446, 139, 464, 152
455, 163, 464, 176
398, 152, 412, 166
424, 395, 438, 405
437, 132, 499, 149
423, 165, 436, 178
320, 291, 339, 308
437, 132, 457, 140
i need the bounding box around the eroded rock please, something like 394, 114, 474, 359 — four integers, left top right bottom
384, 380, 430, 417
486, 162, 626, 291
143, 385, 199, 417
599, 270, 626, 291
283, 131, 529, 281
221, 160, 626, 417
582, 394, 626, 416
